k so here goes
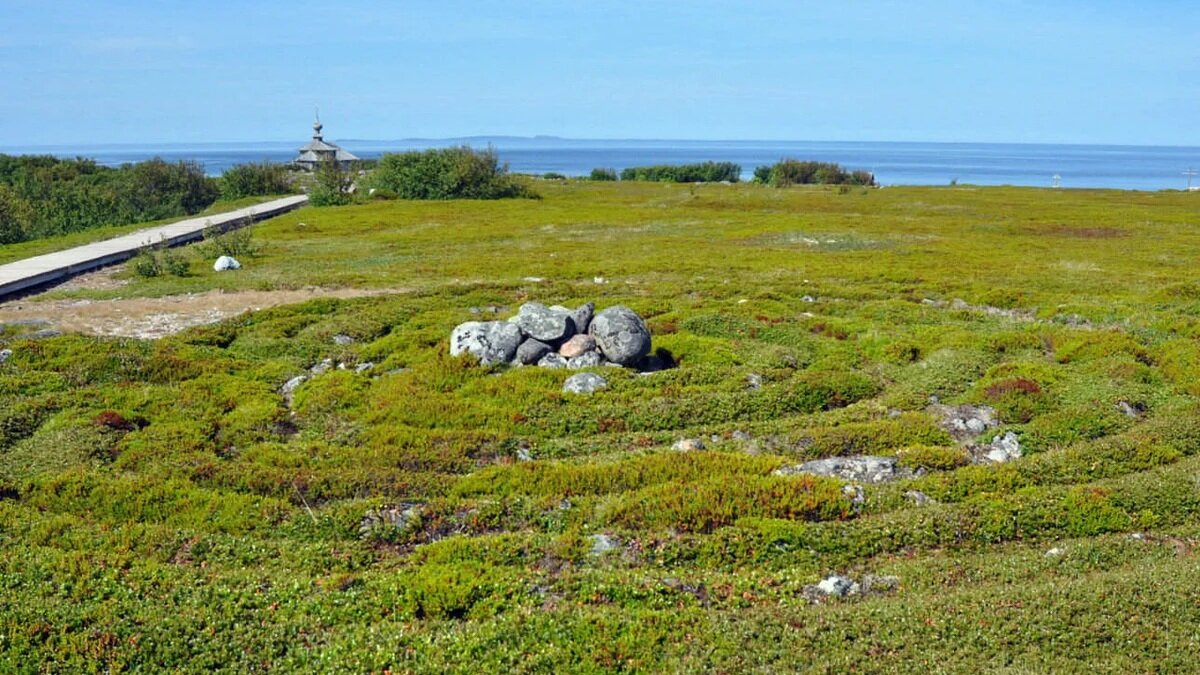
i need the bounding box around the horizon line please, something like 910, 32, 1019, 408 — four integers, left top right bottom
3, 136, 1200, 152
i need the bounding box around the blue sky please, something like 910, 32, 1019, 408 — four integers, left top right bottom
0, 1, 1196, 146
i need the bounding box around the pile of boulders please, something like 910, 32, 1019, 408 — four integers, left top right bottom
450, 302, 653, 370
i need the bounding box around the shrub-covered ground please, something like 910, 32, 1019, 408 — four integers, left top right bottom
2, 181, 1200, 672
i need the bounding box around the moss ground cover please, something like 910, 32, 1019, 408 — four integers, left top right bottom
2, 181, 1200, 671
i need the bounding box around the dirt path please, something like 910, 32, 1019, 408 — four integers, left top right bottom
0, 278, 409, 339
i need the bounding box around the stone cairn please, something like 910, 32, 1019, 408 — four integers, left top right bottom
450, 302, 655, 371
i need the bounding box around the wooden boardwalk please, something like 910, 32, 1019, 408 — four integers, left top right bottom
0, 195, 308, 299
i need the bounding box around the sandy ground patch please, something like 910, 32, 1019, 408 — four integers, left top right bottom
0, 283, 409, 339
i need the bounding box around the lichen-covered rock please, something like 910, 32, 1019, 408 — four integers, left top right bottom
450, 321, 523, 366
567, 350, 605, 369
588, 305, 651, 366
982, 431, 1022, 463
559, 334, 597, 358
515, 302, 575, 343
571, 302, 595, 333
332, 334, 354, 346
672, 438, 706, 452
816, 575, 858, 597
563, 372, 608, 394
773, 455, 904, 483
515, 338, 553, 365
538, 353, 568, 369
0, 349, 11, 364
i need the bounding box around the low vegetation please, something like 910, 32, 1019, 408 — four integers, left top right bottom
2, 181, 1200, 670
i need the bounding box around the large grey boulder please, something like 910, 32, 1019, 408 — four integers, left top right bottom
773, 455, 903, 483
515, 302, 575, 343
588, 306, 651, 366
450, 321, 523, 366
515, 338, 553, 365
563, 372, 607, 394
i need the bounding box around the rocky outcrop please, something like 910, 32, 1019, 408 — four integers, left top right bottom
449, 302, 656, 372
773, 455, 908, 484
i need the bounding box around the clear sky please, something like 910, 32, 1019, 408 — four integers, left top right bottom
1, 0, 1196, 146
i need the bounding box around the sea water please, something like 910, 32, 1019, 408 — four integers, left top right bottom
2, 138, 1197, 191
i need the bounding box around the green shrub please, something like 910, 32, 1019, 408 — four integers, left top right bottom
308, 158, 355, 206
367, 146, 535, 200
0, 184, 32, 244
759, 159, 876, 187
131, 243, 190, 278
197, 221, 261, 259
219, 162, 293, 200
619, 162, 741, 183
542, 172, 566, 180
0, 154, 219, 241
589, 167, 618, 181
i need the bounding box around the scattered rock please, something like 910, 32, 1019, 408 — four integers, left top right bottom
672, 438, 706, 452
1116, 400, 1142, 418
354, 362, 374, 374
588, 533, 618, 556
516, 338, 554, 365
773, 455, 903, 484
930, 403, 998, 443
281, 375, 306, 397
563, 372, 607, 394
801, 295, 816, 303
538, 353, 569, 369
559, 334, 597, 358
842, 484, 865, 506
450, 320, 524, 366
567, 350, 605, 369
816, 575, 858, 597
588, 305, 651, 366
1045, 547, 1065, 558
516, 302, 575, 342
310, 359, 334, 375
982, 431, 1022, 463
904, 490, 936, 506
213, 255, 241, 271
731, 430, 751, 442
516, 440, 532, 462
332, 334, 354, 346
358, 503, 422, 538
23, 329, 63, 340
746, 373, 763, 390
0, 349, 10, 364
571, 302, 595, 333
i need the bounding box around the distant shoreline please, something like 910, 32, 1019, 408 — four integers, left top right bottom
2, 139, 1197, 190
